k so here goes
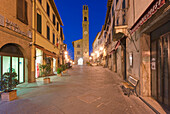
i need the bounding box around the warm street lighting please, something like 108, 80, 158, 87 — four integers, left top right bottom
89, 57, 92, 60
73, 62, 75, 64
91, 53, 94, 56
64, 51, 68, 55
100, 47, 103, 51
95, 51, 98, 54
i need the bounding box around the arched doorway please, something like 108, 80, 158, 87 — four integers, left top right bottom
0, 43, 25, 83
78, 58, 83, 65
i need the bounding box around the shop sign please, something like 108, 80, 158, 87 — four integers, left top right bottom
151, 58, 156, 70
130, 0, 166, 34
0, 14, 32, 38
0, 15, 4, 26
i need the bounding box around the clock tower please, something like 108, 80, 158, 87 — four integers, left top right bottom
82, 5, 89, 64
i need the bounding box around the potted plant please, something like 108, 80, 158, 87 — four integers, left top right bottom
57, 67, 62, 76
0, 72, 18, 101
39, 64, 47, 77
43, 64, 51, 84
39, 64, 51, 84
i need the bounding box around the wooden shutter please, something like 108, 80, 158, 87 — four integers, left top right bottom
24, 1, 28, 24
37, 13, 41, 33
17, 0, 24, 21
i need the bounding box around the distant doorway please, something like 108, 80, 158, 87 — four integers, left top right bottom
78, 58, 83, 65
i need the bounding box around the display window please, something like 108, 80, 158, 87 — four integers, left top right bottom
0, 44, 25, 84
35, 48, 43, 78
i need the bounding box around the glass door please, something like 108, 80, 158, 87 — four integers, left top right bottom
2, 56, 11, 74
12, 57, 19, 80
151, 40, 157, 100
19, 57, 24, 83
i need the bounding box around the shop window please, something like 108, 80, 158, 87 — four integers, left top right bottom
2, 56, 11, 74
12, 57, 19, 79
47, 25, 50, 41
37, 13, 42, 34
47, 2, 50, 17
17, 0, 28, 24
19, 58, 24, 83
53, 14, 56, 25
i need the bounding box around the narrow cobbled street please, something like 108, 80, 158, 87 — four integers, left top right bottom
0, 66, 154, 114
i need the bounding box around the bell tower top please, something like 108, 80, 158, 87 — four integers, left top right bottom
83, 5, 89, 22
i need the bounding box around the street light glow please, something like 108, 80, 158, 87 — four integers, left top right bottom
91, 53, 94, 56
65, 51, 68, 55
100, 47, 103, 51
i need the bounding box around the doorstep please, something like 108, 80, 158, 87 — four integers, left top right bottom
139, 96, 169, 114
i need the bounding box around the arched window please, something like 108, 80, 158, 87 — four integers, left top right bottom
84, 17, 87, 21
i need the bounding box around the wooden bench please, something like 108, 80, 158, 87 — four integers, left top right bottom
121, 76, 139, 97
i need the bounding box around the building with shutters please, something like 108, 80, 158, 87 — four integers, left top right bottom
0, 0, 33, 83
72, 5, 89, 65
32, 0, 64, 79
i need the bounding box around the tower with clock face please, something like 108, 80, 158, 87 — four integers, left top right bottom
82, 5, 89, 64
72, 5, 89, 65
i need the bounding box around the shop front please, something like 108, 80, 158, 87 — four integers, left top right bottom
151, 22, 170, 107
0, 44, 25, 83
34, 45, 57, 78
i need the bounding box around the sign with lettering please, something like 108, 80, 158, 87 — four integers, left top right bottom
0, 15, 4, 26
130, 0, 166, 34
0, 14, 32, 38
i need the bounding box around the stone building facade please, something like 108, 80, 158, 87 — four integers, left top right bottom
127, 0, 170, 107
0, 0, 32, 82
72, 5, 89, 65
32, 0, 64, 79
101, 0, 170, 108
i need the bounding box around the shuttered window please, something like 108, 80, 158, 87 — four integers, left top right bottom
57, 22, 59, 31
47, 26, 50, 41
53, 33, 55, 44
53, 14, 56, 25
37, 13, 42, 34
47, 2, 50, 17
17, 0, 28, 24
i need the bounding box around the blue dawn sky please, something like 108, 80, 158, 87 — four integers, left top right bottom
54, 0, 107, 60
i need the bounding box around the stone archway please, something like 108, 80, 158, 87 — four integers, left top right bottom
78, 58, 83, 65
0, 43, 25, 83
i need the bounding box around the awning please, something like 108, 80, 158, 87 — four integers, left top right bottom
34, 44, 57, 58
110, 40, 121, 54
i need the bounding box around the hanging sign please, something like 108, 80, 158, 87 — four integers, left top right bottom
130, 0, 166, 34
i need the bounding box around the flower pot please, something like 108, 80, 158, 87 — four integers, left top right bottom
62, 70, 68, 74
1, 90, 17, 101
43, 78, 50, 84
57, 73, 62, 76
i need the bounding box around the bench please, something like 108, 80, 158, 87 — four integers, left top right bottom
121, 76, 139, 97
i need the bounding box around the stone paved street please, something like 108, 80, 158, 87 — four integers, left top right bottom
0, 65, 154, 114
